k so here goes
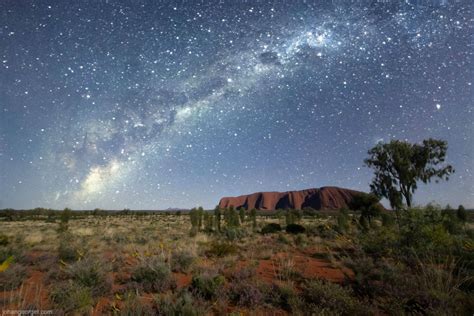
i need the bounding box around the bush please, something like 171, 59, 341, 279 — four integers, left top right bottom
120, 291, 154, 315
261, 223, 282, 234
0, 234, 8, 246
155, 291, 203, 316
302, 279, 370, 315
286, 223, 306, 234
277, 233, 290, 244
66, 258, 111, 296
50, 281, 93, 314
265, 283, 300, 312
306, 224, 337, 239
58, 232, 80, 262
206, 241, 238, 257
222, 227, 246, 241
131, 257, 175, 292
0, 263, 27, 290
294, 234, 308, 247
191, 273, 225, 300
381, 212, 395, 227
336, 212, 350, 233
171, 251, 194, 273
227, 279, 264, 307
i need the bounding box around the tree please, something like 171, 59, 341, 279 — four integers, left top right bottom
350, 194, 383, 223
214, 206, 222, 232
250, 208, 257, 229
457, 205, 467, 223
364, 139, 454, 209
238, 208, 245, 224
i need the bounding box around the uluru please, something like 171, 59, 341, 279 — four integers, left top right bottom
219, 186, 370, 210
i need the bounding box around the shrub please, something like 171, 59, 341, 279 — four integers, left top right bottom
227, 267, 265, 307
66, 258, 111, 296
261, 223, 282, 234
191, 273, 225, 300
286, 223, 306, 234
294, 234, 308, 247
381, 212, 395, 227
131, 257, 175, 292
227, 279, 264, 307
155, 291, 202, 316
171, 251, 194, 273
58, 232, 80, 262
359, 226, 398, 257
306, 224, 337, 239
222, 227, 246, 241
336, 212, 350, 233
265, 283, 299, 312
120, 291, 154, 315
206, 241, 238, 257
302, 279, 370, 315
50, 281, 93, 314
0, 234, 8, 246
0, 263, 27, 290
277, 233, 290, 244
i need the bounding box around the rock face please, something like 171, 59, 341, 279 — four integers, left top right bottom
218, 186, 368, 210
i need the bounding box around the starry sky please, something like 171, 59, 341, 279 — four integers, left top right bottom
0, 0, 472, 210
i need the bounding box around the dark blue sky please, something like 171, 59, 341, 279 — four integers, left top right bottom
0, 0, 472, 209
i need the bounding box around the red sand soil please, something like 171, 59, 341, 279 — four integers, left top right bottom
2, 246, 353, 314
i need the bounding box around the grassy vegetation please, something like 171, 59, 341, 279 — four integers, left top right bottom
0, 204, 473, 314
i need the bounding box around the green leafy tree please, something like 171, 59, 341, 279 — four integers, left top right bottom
58, 208, 72, 232
225, 207, 239, 227
189, 208, 200, 234
238, 208, 245, 224
364, 139, 454, 209
250, 208, 257, 229
350, 194, 383, 223
214, 206, 222, 232
197, 207, 204, 230
457, 205, 467, 223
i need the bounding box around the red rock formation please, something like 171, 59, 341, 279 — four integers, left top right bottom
218, 186, 369, 210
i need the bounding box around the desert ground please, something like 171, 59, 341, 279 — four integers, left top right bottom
0, 207, 473, 315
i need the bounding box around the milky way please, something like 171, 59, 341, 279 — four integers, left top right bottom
0, 0, 472, 209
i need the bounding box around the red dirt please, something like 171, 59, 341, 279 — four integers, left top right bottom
174, 272, 192, 289
239, 250, 353, 285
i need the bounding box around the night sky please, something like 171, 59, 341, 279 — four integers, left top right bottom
0, 0, 472, 210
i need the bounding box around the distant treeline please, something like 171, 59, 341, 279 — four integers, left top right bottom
1, 206, 472, 222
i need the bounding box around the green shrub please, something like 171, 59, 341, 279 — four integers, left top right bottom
277, 233, 290, 244
294, 234, 308, 247
0, 263, 27, 290
306, 224, 337, 239
336, 212, 350, 233
227, 279, 264, 307
131, 257, 175, 292
171, 251, 194, 273
66, 258, 111, 296
222, 227, 246, 241
191, 273, 225, 300
359, 226, 398, 257
286, 223, 306, 234
261, 223, 282, 234
58, 232, 80, 262
50, 281, 93, 314
381, 212, 395, 227
265, 283, 299, 312
206, 241, 238, 257
302, 279, 370, 315
120, 291, 154, 315
0, 234, 9, 246
155, 291, 203, 316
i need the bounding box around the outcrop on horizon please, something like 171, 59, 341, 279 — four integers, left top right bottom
218, 186, 371, 211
